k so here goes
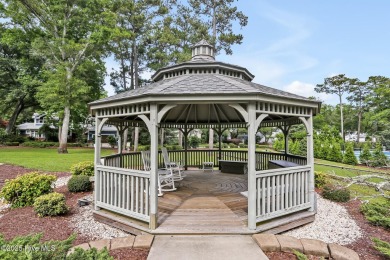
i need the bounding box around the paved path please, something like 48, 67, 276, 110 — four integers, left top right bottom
147, 235, 268, 260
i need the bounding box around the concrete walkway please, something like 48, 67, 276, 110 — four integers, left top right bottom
147, 235, 268, 260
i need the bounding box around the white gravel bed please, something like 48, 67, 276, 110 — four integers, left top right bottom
283, 194, 362, 245
53, 176, 72, 188
70, 195, 128, 240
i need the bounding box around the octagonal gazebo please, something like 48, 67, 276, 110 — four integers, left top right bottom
89, 40, 321, 233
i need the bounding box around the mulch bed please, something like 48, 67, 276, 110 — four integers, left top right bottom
109, 248, 149, 260
343, 199, 390, 260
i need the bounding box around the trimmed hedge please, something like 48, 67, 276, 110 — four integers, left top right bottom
5, 142, 19, 146
21, 142, 84, 148
70, 161, 94, 176
67, 175, 92, 192
0, 172, 56, 208
34, 192, 69, 217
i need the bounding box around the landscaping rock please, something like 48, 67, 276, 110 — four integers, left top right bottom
252, 233, 280, 252
301, 238, 329, 257
133, 234, 154, 249
328, 243, 360, 260
276, 235, 303, 253
89, 239, 111, 251
111, 236, 135, 250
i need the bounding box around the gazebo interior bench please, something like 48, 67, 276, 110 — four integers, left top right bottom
219, 160, 248, 174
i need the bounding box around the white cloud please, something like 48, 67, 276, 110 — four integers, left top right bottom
283, 81, 338, 104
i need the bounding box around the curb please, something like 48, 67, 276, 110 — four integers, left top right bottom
67, 234, 154, 255
252, 234, 360, 260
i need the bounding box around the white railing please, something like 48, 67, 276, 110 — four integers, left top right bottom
255, 165, 312, 223
95, 165, 150, 222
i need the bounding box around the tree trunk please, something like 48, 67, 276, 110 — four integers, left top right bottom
339, 95, 344, 141
209, 129, 214, 149
160, 128, 164, 147
58, 106, 70, 153
6, 99, 24, 134
357, 111, 362, 143
178, 130, 183, 147
133, 127, 139, 152
122, 128, 128, 151
134, 43, 139, 88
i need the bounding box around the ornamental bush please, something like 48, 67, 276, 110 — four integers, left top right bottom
360, 201, 390, 229
0, 233, 75, 260
34, 192, 69, 217
314, 171, 328, 188
67, 247, 113, 260
70, 161, 94, 176
0, 172, 56, 208
67, 175, 92, 192
328, 141, 343, 163
321, 185, 350, 202
342, 142, 358, 165
372, 237, 390, 258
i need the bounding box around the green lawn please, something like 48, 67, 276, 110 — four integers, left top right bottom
0, 147, 114, 172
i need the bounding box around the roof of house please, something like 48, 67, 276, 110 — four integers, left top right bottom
17, 123, 42, 130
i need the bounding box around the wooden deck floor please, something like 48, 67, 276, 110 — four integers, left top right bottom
155, 170, 249, 234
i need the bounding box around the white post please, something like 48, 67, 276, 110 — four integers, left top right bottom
149, 104, 159, 229
247, 102, 257, 230
306, 113, 316, 211
94, 117, 102, 211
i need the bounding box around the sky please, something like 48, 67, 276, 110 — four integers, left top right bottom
104, 0, 390, 105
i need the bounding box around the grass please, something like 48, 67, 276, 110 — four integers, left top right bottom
0, 147, 114, 172
314, 164, 360, 177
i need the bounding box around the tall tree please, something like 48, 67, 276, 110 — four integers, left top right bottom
347, 78, 370, 143
188, 0, 248, 55
5, 0, 114, 153
315, 74, 351, 141
0, 24, 43, 134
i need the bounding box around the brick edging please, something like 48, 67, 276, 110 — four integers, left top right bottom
67, 234, 154, 255
252, 234, 360, 260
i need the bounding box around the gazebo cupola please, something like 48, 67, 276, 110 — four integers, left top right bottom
151, 39, 255, 82
191, 39, 215, 61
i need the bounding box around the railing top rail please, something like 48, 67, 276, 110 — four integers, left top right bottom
255, 165, 311, 177
96, 165, 150, 178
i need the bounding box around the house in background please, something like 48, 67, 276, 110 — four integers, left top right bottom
85, 124, 118, 143
17, 113, 55, 140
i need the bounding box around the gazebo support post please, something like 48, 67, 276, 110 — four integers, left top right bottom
281, 125, 290, 160
94, 117, 107, 211
184, 126, 188, 170
149, 104, 159, 229
247, 103, 257, 230
307, 115, 316, 211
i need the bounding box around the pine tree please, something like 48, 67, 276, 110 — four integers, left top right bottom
371, 142, 388, 167
329, 141, 343, 163
359, 143, 372, 165
342, 142, 358, 165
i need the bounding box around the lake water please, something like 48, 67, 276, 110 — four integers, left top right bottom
354, 150, 390, 159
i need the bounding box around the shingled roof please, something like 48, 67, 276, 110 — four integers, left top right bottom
90, 74, 313, 105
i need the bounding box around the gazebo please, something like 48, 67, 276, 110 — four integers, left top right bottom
89, 40, 321, 234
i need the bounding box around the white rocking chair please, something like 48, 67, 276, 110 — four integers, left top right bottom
141, 150, 176, 197
161, 147, 184, 181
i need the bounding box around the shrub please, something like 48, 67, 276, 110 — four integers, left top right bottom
229, 143, 238, 148
0, 233, 75, 260
21, 141, 58, 148
321, 185, 350, 202
67, 247, 113, 260
5, 142, 19, 146
172, 145, 183, 150
189, 136, 200, 148
240, 144, 248, 148
137, 145, 150, 151
107, 135, 117, 148
359, 143, 372, 165
34, 192, 69, 217
328, 141, 343, 163
360, 201, 390, 229
70, 161, 94, 176
371, 142, 388, 167
371, 237, 390, 258
342, 142, 358, 165
67, 175, 92, 192
293, 250, 308, 260
0, 172, 56, 208
314, 171, 328, 188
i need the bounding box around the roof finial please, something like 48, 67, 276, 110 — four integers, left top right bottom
191, 39, 215, 61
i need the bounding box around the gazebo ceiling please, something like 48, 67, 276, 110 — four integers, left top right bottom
89, 40, 321, 120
